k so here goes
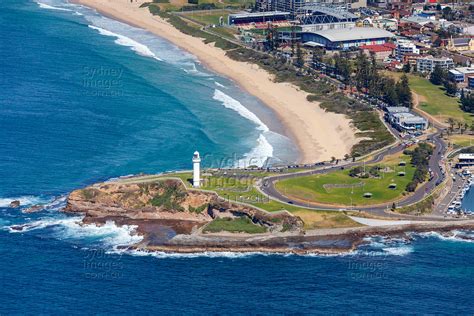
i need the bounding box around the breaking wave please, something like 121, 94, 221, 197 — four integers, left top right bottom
88, 25, 163, 61
213, 89, 268, 132
8, 217, 143, 248
213, 89, 273, 167
414, 230, 474, 243
36, 1, 72, 11
0, 195, 52, 208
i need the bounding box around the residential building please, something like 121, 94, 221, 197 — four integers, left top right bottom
416, 56, 454, 73
396, 39, 419, 60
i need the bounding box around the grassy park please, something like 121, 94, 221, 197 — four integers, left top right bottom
119, 170, 361, 229
449, 134, 474, 148
182, 10, 232, 26
387, 72, 472, 124
275, 152, 416, 207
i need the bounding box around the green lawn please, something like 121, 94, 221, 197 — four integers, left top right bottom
203, 217, 267, 233
123, 171, 362, 228
387, 72, 472, 124
449, 134, 474, 148
182, 10, 231, 25
275, 153, 416, 207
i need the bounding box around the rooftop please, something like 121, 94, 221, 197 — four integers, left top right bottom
360, 43, 396, 52
450, 67, 474, 75
305, 27, 395, 42
459, 153, 474, 160
229, 11, 290, 19
386, 106, 410, 113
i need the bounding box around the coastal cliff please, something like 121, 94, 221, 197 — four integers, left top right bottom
64, 178, 474, 254
64, 179, 317, 252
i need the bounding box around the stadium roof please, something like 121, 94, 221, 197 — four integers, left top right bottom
300, 5, 358, 20
306, 27, 395, 42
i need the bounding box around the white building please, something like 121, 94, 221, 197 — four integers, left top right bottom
192, 151, 201, 188
396, 40, 419, 60
416, 56, 454, 73
456, 153, 474, 168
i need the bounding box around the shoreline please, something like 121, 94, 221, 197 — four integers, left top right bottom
93, 215, 474, 255
70, 0, 359, 163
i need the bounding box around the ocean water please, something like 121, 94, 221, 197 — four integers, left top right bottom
0, 0, 473, 314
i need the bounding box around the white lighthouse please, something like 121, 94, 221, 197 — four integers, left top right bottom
192, 151, 201, 188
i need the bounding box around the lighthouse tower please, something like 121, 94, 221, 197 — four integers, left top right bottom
192, 151, 201, 188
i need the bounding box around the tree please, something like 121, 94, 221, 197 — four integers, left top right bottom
461, 91, 474, 113
295, 42, 304, 67
333, 52, 351, 83
403, 62, 411, 73
444, 80, 457, 96
396, 74, 413, 108
430, 65, 447, 85
312, 47, 324, 64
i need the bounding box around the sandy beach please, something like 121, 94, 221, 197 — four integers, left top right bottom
72, 0, 358, 163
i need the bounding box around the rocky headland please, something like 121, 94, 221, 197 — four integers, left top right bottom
63, 178, 474, 254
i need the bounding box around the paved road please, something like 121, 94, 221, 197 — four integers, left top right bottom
258, 127, 447, 217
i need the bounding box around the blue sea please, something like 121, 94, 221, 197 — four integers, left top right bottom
1, 0, 473, 314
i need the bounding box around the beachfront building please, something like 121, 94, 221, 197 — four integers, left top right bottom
192, 151, 201, 188
416, 56, 454, 73
301, 27, 395, 50
385, 107, 428, 132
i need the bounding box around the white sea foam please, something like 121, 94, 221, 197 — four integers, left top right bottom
415, 230, 474, 243
36, 1, 72, 11
8, 216, 143, 247
239, 133, 274, 168
213, 89, 274, 167
115, 249, 275, 259
213, 89, 268, 132
88, 25, 163, 61
214, 81, 227, 89
0, 195, 51, 208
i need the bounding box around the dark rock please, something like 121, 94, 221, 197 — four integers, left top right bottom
23, 205, 43, 213
9, 200, 20, 208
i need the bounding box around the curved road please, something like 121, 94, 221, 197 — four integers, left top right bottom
259, 125, 447, 217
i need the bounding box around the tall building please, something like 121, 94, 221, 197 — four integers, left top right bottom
416, 56, 454, 73
396, 40, 419, 60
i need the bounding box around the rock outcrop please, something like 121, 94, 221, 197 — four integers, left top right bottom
64, 179, 304, 235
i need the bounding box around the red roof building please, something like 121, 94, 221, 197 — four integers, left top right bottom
359, 43, 396, 60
